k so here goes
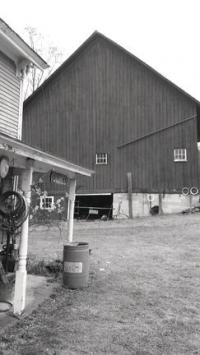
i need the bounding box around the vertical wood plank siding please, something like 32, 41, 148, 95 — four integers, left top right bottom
0, 51, 20, 138
116, 118, 199, 193
23, 36, 199, 193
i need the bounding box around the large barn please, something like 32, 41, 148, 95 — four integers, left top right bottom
23, 32, 200, 218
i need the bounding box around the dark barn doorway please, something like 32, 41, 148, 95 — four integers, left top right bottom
75, 194, 113, 220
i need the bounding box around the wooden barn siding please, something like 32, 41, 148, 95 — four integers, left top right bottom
116, 118, 199, 193
23, 37, 198, 194
196, 106, 200, 141
0, 51, 20, 138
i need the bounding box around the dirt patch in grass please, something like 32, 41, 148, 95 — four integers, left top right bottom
0, 214, 200, 354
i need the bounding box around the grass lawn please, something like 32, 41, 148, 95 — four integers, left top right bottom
1, 213, 200, 354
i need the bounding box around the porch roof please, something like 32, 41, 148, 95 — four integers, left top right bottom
0, 132, 94, 179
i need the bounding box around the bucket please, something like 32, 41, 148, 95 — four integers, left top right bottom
63, 242, 89, 289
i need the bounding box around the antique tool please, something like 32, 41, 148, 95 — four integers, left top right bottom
0, 191, 27, 274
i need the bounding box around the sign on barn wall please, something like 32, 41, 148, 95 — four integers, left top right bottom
50, 171, 68, 185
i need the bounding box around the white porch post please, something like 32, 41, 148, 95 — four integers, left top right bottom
67, 178, 76, 243
14, 159, 34, 315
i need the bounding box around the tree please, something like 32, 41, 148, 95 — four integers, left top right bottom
23, 27, 63, 100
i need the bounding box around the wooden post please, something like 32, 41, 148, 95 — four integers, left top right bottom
127, 172, 133, 219
67, 178, 76, 243
13, 159, 34, 315
64, 191, 69, 220
189, 194, 192, 213
159, 194, 163, 215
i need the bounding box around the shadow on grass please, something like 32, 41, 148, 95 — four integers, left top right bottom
27, 256, 63, 278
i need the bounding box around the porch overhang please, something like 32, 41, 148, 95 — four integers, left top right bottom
0, 132, 93, 316
0, 132, 94, 178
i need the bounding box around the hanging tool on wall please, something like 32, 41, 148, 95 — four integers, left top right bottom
0, 191, 27, 274
0, 259, 9, 284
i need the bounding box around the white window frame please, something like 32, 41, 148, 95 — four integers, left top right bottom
174, 148, 187, 162
40, 196, 54, 210
96, 153, 108, 165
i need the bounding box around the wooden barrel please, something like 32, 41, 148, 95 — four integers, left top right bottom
63, 242, 89, 289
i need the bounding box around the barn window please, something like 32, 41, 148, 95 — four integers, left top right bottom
96, 153, 108, 165
174, 148, 187, 162
40, 196, 54, 210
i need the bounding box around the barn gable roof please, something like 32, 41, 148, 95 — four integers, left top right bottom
24, 31, 200, 107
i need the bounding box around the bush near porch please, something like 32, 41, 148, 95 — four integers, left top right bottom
29, 172, 68, 224
0, 214, 200, 354
29, 188, 66, 225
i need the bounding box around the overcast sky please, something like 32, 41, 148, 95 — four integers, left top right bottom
1, 0, 200, 100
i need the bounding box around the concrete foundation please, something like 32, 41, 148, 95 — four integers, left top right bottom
113, 193, 200, 218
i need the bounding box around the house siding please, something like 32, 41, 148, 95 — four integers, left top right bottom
0, 51, 20, 138
23, 35, 199, 195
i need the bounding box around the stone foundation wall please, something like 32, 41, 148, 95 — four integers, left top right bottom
113, 193, 200, 218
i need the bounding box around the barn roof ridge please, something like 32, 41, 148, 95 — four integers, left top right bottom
24, 30, 200, 107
